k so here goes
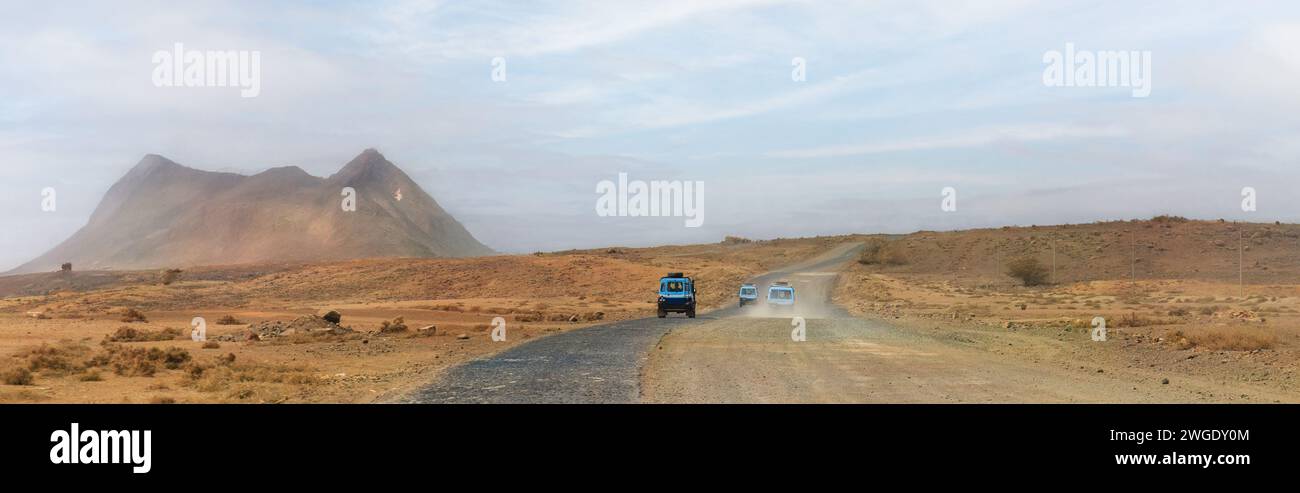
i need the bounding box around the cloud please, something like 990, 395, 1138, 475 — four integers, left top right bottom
363, 0, 786, 59
5, 1, 1300, 272
766, 124, 1129, 159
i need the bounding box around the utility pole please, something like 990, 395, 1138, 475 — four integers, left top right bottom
1051, 236, 1057, 285
1130, 229, 1136, 286
1239, 229, 1244, 299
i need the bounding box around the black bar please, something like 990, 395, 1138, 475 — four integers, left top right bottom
1, 404, 1290, 482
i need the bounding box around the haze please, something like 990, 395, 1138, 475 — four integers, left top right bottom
4, 1, 1300, 271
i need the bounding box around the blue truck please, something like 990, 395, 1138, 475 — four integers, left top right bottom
657, 272, 697, 318
738, 283, 758, 307
767, 282, 795, 309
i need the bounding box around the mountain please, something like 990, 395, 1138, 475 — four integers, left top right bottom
10, 149, 492, 273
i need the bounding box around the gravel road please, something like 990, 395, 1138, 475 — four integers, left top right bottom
403, 243, 862, 403
408, 241, 1237, 403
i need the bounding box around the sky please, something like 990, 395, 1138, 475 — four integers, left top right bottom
3, 0, 1300, 270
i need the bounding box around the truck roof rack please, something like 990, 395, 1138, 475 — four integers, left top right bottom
665, 272, 685, 278
772, 281, 790, 286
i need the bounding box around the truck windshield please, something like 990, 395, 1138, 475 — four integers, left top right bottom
741, 288, 756, 295
662, 280, 687, 292
770, 289, 792, 300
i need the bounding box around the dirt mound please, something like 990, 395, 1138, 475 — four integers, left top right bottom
218, 315, 354, 341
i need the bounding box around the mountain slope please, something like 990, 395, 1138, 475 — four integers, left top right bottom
11, 149, 492, 273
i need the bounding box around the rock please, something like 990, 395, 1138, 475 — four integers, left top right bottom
457, 333, 470, 340
1161, 378, 1170, 385
321, 310, 342, 324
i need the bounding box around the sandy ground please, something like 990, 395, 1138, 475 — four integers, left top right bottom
0, 236, 849, 403
642, 237, 1300, 403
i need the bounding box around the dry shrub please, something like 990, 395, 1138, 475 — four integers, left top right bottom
858, 238, 908, 266
1005, 257, 1048, 286
378, 316, 408, 334
1167, 327, 1276, 351
91, 345, 192, 377
23, 342, 91, 375
215, 315, 244, 325
2, 367, 34, 385
201, 341, 221, 349
515, 312, 544, 323
722, 235, 753, 244
104, 326, 181, 342
78, 371, 103, 382
185, 360, 317, 396
119, 308, 148, 323
159, 268, 183, 285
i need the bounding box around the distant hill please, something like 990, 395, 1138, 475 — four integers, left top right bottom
10, 149, 492, 274
859, 217, 1300, 285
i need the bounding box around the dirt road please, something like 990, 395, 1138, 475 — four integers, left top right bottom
643, 246, 1292, 403
408, 241, 1291, 403
402, 243, 863, 403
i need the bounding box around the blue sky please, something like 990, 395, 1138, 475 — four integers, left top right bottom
3, 0, 1300, 270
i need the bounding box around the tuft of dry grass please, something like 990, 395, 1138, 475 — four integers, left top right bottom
215, 315, 244, 325
23, 342, 93, 375
119, 308, 148, 323
2, 367, 34, 385
88, 345, 193, 377
104, 326, 182, 342
184, 359, 318, 401
1167, 327, 1276, 351
378, 316, 408, 334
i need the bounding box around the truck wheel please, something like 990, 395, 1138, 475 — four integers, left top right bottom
687, 308, 696, 318
657, 309, 666, 318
